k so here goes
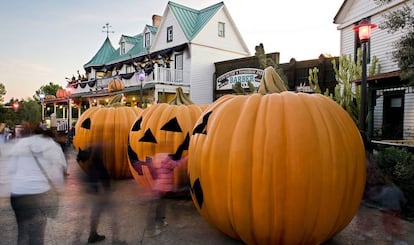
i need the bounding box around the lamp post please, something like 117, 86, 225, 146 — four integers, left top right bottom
65, 87, 72, 133
39, 90, 45, 121
353, 19, 376, 134
138, 71, 145, 108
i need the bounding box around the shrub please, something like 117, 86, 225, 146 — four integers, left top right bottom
373, 146, 414, 220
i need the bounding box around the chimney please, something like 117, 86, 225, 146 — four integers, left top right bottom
152, 15, 162, 27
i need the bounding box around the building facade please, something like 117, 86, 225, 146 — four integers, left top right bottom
334, 0, 414, 140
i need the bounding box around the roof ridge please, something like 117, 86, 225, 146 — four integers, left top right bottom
169, 1, 223, 40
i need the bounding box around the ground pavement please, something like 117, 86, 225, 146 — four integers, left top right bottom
1, 147, 413, 245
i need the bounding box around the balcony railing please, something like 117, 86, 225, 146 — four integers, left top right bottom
70, 67, 189, 95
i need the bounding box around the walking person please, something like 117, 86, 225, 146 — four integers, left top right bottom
0, 125, 67, 245
145, 153, 187, 237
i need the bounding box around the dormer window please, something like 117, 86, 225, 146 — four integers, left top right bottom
167, 26, 173, 42
145, 32, 151, 48
218, 22, 225, 37
120, 40, 126, 55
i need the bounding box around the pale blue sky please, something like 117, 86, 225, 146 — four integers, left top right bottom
0, 0, 344, 101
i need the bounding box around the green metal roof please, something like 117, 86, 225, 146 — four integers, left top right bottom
107, 34, 149, 65
84, 37, 116, 68
84, 2, 223, 69
145, 25, 158, 34
122, 35, 139, 44
168, 1, 224, 40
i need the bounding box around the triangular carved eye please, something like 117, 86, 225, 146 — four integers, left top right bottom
139, 129, 157, 143
81, 118, 91, 129
191, 178, 203, 209
131, 117, 142, 131
193, 111, 212, 135
161, 117, 182, 132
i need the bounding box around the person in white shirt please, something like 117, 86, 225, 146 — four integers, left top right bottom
1, 125, 67, 245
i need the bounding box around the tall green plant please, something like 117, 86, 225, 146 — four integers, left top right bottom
308, 49, 380, 124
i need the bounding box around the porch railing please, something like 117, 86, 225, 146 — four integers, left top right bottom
85, 67, 188, 94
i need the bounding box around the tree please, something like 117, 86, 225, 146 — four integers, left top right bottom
0, 83, 6, 103
374, 0, 414, 83
36, 82, 61, 100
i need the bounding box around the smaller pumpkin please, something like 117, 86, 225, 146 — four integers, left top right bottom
56, 88, 70, 98
108, 78, 125, 92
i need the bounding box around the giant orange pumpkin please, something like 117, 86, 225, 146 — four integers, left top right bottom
73, 95, 142, 179
128, 87, 203, 192
188, 67, 366, 245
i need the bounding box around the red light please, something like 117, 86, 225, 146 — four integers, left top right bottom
353, 19, 376, 43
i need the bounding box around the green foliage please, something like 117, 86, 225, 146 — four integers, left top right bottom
374, 147, 413, 176
36, 82, 62, 100
373, 146, 414, 218
0, 83, 6, 103
374, 0, 414, 84
308, 67, 321, 94
309, 50, 380, 124
254, 43, 288, 85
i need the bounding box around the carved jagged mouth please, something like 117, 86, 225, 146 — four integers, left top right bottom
127, 132, 190, 178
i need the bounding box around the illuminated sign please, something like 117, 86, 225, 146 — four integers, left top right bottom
216, 68, 263, 90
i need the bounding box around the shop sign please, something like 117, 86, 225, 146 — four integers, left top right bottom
216, 68, 263, 90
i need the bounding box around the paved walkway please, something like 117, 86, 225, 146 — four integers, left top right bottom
1, 147, 413, 245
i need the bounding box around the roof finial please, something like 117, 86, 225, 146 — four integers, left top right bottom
102, 22, 115, 37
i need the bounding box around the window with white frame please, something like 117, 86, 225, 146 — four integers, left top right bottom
175, 53, 183, 82
218, 22, 225, 37
145, 32, 151, 48
167, 26, 173, 42
120, 40, 126, 55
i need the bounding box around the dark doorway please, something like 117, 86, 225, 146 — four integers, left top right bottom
382, 90, 404, 139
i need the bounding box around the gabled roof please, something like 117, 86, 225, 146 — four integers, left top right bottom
145, 25, 158, 34
121, 35, 139, 44
84, 37, 116, 68
168, 1, 224, 40
107, 34, 149, 65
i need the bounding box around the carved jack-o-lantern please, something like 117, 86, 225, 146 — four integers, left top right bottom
128, 102, 203, 191
73, 95, 142, 179
187, 67, 366, 245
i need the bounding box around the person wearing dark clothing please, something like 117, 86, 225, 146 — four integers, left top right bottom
76, 143, 110, 243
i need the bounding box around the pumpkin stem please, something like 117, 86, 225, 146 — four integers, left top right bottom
168, 87, 193, 105
108, 94, 123, 107
258, 66, 288, 94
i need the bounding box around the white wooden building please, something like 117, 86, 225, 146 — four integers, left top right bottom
67, 1, 250, 108
334, 0, 414, 140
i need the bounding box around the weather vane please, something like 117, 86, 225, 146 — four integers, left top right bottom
102, 23, 115, 37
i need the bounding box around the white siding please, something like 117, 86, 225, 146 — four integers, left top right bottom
337, 0, 413, 73
373, 94, 383, 137
151, 8, 188, 52
404, 93, 414, 139
189, 44, 247, 104
192, 8, 249, 56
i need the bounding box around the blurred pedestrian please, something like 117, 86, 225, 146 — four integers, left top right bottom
76, 143, 125, 244
1, 125, 67, 245
145, 153, 187, 237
